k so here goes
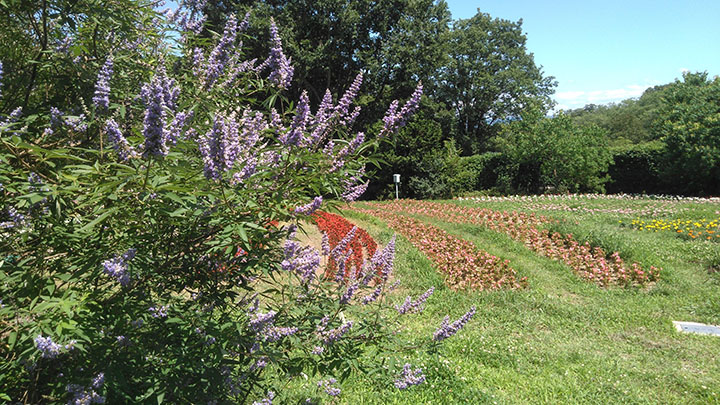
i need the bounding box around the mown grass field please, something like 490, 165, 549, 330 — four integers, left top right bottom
333, 196, 720, 404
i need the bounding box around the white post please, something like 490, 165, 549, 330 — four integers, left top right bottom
393, 174, 400, 200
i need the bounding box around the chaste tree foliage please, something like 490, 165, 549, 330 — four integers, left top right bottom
0, 0, 476, 403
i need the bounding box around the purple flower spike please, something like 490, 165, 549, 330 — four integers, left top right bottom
140, 76, 170, 157
361, 285, 383, 305
336, 72, 363, 121
321, 232, 330, 256
205, 14, 238, 88
249, 311, 276, 332
320, 321, 353, 345
93, 56, 114, 111
330, 227, 357, 261
265, 18, 294, 89
105, 119, 137, 161
262, 326, 299, 342
394, 363, 425, 389
378, 82, 423, 138
341, 180, 368, 202
433, 306, 476, 342
148, 305, 169, 318
92, 373, 105, 389
395, 287, 434, 314
318, 378, 341, 397
371, 235, 396, 282
294, 196, 322, 215
339, 282, 359, 304
281, 90, 309, 145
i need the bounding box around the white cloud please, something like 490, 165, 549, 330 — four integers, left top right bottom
679, 67, 690, 74
553, 84, 652, 111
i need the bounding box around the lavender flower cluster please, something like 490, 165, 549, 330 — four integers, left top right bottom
282, 243, 321, 284
248, 310, 298, 343
101, 248, 136, 287
64, 114, 88, 133
148, 305, 168, 318
34, 335, 76, 359
395, 286, 434, 315
252, 390, 275, 405
394, 363, 426, 389
105, 119, 137, 161
166, 0, 208, 35
55, 36, 73, 54
140, 72, 181, 157
93, 56, 114, 111
294, 196, 322, 215
265, 18, 294, 89
318, 319, 353, 345
67, 373, 106, 405
433, 306, 476, 342
34, 335, 62, 359
191, 12, 251, 89
198, 110, 264, 182
378, 82, 423, 138
317, 378, 341, 397
1, 206, 26, 229
67, 384, 105, 405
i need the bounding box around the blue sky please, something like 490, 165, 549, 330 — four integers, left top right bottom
446, 0, 720, 110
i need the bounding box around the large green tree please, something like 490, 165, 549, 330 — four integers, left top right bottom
204, 0, 450, 113
655, 71, 720, 195
497, 109, 612, 193
439, 11, 556, 154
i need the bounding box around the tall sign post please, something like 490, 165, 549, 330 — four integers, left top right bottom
393, 174, 401, 200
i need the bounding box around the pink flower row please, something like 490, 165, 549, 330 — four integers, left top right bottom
351, 207, 526, 291
359, 200, 660, 287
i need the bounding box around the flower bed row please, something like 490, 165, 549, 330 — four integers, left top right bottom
625, 217, 720, 241
311, 211, 377, 279
360, 200, 659, 287
521, 202, 681, 217
350, 207, 526, 291
457, 193, 720, 204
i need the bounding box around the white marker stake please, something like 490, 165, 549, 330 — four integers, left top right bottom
393, 174, 401, 200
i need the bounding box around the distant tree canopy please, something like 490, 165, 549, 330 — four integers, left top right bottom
564, 71, 720, 196
565, 84, 670, 145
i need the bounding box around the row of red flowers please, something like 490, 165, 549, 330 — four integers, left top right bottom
311, 211, 377, 280
350, 207, 527, 291
358, 200, 659, 287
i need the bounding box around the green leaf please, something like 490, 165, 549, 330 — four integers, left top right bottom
8, 331, 17, 350
78, 207, 119, 233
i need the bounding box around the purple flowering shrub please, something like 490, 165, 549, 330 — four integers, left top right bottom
0, 4, 470, 404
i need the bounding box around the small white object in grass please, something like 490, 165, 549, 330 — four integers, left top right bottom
672, 321, 720, 336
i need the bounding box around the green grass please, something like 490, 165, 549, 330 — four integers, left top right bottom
333, 198, 720, 404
